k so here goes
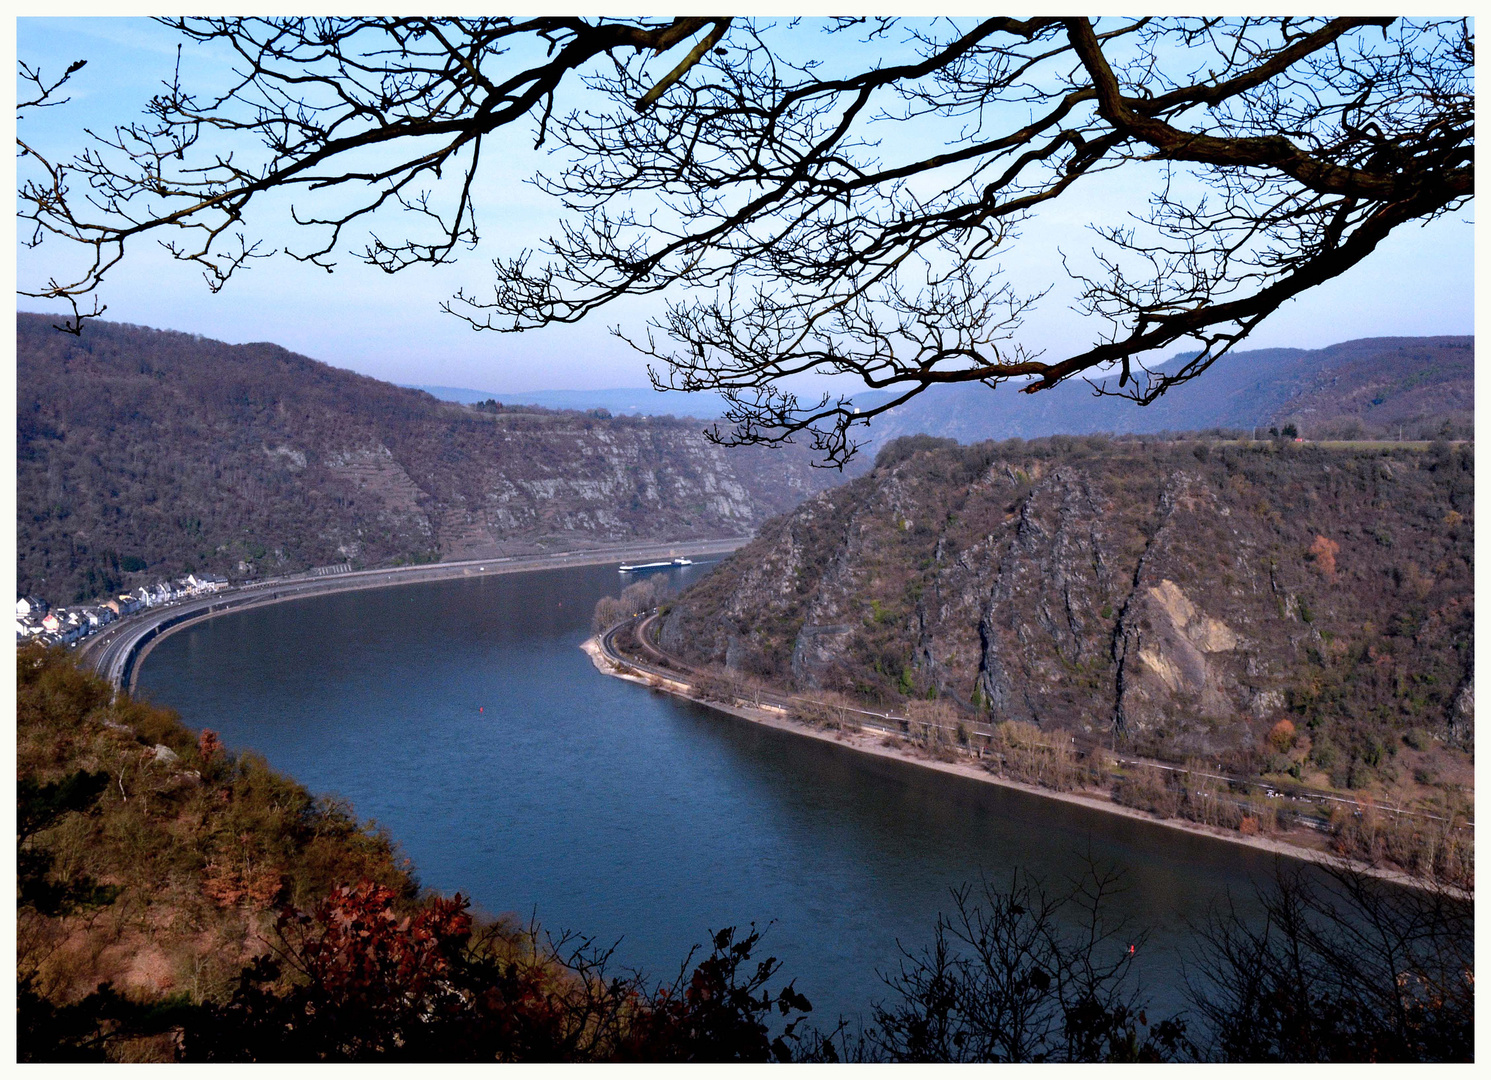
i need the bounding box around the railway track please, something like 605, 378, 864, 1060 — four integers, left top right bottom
597, 612, 1469, 832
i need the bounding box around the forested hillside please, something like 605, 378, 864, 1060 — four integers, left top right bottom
659, 435, 1474, 793
17, 315, 839, 602
858, 337, 1473, 447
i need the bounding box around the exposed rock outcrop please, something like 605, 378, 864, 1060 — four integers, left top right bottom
660, 436, 1474, 764
17, 314, 843, 600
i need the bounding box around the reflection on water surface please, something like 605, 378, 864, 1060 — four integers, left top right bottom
139, 561, 1293, 1021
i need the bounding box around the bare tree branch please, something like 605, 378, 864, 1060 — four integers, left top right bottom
18, 18, 1472, 458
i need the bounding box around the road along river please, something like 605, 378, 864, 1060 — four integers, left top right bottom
135, 557, 1314, 1025
79, 538, 747, 692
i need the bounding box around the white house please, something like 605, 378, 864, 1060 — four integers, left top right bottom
47, 612, 86, 643
16, 596, 48, 618
81, 607, 115, 629
184, 573, 227, 594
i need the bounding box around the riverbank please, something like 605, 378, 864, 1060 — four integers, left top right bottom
81, 539, 747, 692
581, 637, 1452, 894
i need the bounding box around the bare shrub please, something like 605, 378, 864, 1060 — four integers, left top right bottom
1189, 863, 1473, 1061
1112, 765, 1180, 817
988, 722, 1081, 791
690, 673, 739, 705
789, 701, 840, 729
591, 576, 676, 633
903, 701, 963, 758
1174, 761, 1242, 831
1081, 746, 1112, 787
1331, 789, 1474, 889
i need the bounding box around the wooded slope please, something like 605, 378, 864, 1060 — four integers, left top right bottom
659, 436, 1474, 791
18, 315, 838, 602
857, 337, 1473, 446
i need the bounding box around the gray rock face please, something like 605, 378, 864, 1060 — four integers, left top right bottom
791, 624, 856, 687
16, 313, 846, 598
1450, 669, 1474, 748
660, 437, 1474, 759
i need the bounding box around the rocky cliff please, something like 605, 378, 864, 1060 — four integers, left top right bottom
659, 435, 1473, 775
17, 314, 840, 602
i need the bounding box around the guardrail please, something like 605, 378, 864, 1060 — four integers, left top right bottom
82, 539, 750, 693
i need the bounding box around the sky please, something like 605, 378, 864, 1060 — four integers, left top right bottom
14, 16, 1476, 395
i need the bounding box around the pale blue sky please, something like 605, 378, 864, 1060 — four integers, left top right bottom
16, 17, 1475, 393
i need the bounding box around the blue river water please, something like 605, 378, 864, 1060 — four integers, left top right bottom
136, 559, 1294, 1024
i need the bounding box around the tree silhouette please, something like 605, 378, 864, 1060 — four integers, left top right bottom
869, 865, 1189, 1062
19, 17, 1472, 462
1187, 862, 1473, 1062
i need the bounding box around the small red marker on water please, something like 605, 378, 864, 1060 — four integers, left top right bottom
479, 706, 484, 713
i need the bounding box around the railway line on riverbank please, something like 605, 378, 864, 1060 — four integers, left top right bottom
597, 611, 1469, 835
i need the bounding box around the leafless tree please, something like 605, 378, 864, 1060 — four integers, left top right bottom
1186, 861, 1473, 1062
869, 864, 1188, 1062
19, 17, 1472, 463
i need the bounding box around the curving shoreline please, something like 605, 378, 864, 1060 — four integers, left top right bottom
79, 539, 747, 693
580, 636, 1455, 895
75, 543, 1450, 896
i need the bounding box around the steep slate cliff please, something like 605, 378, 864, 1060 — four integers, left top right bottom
17, 315, 839, 601
660, 436, 1473, 770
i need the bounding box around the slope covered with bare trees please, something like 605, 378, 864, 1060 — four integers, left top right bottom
658, 435, 1474, 806
17, 314, 839, 603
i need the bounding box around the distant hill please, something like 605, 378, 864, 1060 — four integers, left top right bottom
414, 336, 1472, 452
16, 315, 842, 604
855, 336, 1472, 446
407, 384, 730, 418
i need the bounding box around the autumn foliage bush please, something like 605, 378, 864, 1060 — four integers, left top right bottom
17, 646, 819, 1063
1307, 534, 1340, 579
38, 878, 818, 1063
17, 649, 1475, 1062
18, 646, 422, 1057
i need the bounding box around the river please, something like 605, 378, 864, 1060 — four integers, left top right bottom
136, 559, 1293, 1024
